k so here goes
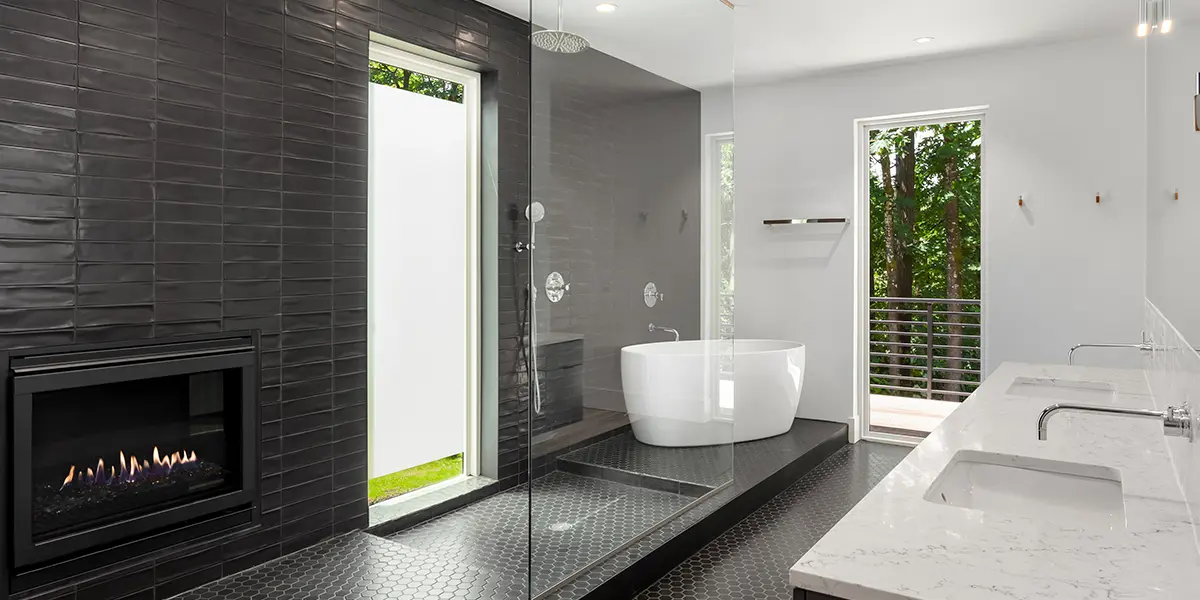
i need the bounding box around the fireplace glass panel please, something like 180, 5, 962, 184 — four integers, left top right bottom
30, 369, 242, 542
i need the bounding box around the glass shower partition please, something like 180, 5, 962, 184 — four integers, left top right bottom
525, 1, 736, 597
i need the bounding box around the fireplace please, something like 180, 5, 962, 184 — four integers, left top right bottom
4, 332, 260, 584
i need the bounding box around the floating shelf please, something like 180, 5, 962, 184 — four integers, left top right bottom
763, 218, 849, 226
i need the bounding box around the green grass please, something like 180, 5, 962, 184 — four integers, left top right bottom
368, 454, 463, 505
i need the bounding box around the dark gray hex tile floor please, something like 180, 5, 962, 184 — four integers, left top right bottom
176, 533, 515, 600
392, 470, 695, 597
636, 442, 911, 600
168, 420, 856, 600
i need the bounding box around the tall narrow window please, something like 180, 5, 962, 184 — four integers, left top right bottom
367, 43, 482, 507
703, 133, 735, 343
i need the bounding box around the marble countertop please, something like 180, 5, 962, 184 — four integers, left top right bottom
790, 362, 1200, 600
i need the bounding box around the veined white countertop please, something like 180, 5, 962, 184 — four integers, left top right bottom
790, 362, 1200, 600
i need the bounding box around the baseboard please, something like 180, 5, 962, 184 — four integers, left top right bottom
846, 415, 861, 443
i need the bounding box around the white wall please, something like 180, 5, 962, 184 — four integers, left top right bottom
368, 83, 469, 477
735, 36, 1148, 424
1146, 29, 1200, 342
702, 85, 734, 134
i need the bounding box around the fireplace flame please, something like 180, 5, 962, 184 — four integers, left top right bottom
58, 447, 200, 489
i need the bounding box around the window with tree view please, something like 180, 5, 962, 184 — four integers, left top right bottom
718, 139, 735, 341
370, 60, 465, 104
868, 121, 982, 404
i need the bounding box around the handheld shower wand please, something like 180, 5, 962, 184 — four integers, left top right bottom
525, 202, 545, 415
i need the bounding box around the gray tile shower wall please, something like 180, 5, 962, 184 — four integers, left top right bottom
531, 50, 701, 414
0, 0, 529, 597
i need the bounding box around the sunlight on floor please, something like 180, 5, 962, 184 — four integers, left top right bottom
869, 394, 961, 436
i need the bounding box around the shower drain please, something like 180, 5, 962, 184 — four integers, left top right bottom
548, 522, 574, 532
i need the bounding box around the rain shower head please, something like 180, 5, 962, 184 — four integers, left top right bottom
532, 29, 590, 54
533, 0, 590, 54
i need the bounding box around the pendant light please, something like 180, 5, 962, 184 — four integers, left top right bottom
1138, 0, 1174, 37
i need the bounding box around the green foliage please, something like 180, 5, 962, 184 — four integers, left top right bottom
869, 122, 981, 299
367, 454, 463, 505
370, 60, 464, 104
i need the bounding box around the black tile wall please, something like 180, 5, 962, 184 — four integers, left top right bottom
531, 50, 701, 415
0, 0, 530, 597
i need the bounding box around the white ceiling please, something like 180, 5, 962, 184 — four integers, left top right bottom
480, 0, 732, 89
479, 0, 1196, 89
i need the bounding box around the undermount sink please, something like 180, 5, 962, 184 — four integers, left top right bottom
925, 450, 1125, 528
1006, 377, 1117, 404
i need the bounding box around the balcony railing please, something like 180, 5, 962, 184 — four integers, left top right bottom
869, 297, 982, 402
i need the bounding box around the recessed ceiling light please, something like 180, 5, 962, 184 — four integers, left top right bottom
914, 37, 935, 44
596, 3, 618, 13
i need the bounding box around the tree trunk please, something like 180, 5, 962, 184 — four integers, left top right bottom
942, 127, 965, 398
893, 131, 918, 388
881, 150, 902, 380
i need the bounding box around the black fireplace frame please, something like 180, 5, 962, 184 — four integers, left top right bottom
3, 332, 261, 571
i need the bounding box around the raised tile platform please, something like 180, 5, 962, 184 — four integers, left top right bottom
557, 432, 733, 493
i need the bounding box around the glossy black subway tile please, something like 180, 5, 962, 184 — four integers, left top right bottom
77, 110, 155, 138
156, 0, 223, 31
79, 2, 156, 36
155, 281, 222, 302
78, 132, 153, 158
77, 262, 152, 283
0, 97, 76, 129
78, 22, 155, 58
0, 50, 77, 87
157, 81, 222, 111
79, 44, 154, 78
78, 65, 155, 96
0, 5, 78, 42
77, 197, 154, 221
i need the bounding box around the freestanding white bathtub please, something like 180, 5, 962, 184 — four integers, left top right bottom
621, 339, 805, 447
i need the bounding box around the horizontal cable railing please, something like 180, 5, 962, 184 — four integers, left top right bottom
869, 297, 982, 402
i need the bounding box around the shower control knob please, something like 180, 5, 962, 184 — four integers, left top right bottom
514, 241, 535, 253
545, 272, 569, 303
644, 282, 663, 307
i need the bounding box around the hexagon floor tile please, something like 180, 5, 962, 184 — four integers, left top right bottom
172, 471, 696, 600
171, 532, 515, 600
636, 442, 911, 600
391, 470, 695, 597
168, 421, 862, 600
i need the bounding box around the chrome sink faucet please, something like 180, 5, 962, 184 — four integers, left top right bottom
1037, 403, 1192, 441
1067, 332, 1156, 365
648, 323, 680, 342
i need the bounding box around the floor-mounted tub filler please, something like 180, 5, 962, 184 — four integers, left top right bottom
621, 340, 805, 447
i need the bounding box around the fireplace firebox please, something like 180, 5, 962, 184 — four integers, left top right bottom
4, 332, 260, 578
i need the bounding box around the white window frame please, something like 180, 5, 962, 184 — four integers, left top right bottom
702, 132, 734, 342
367, 41, 483, 478
852, 106, 989, 447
